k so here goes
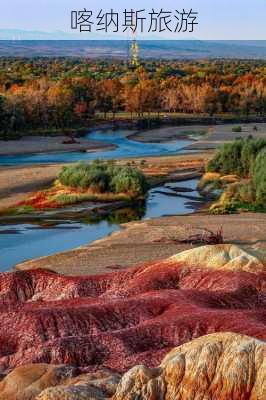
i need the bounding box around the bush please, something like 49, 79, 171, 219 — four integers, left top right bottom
207, 137, 266, 177
197, 172, 221, 191
207, 140, 244, 175
253, 148, 266, 206
58, 160, 148, 197
111, 166, 148, 196
59, 161, 111, 192
219, 181, 255, 205
237, 183, 256, 204
232, 126, 242, 133
209, 201, 237, 215
240, 138, 266, 176
206, 138, 266, 213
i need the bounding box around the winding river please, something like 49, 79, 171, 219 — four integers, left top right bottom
0, 129, 194, 166
0, 129, 202, 271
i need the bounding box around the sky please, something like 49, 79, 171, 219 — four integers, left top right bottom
0, 0, 265, 40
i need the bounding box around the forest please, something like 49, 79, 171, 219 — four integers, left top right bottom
0, 58, 265, 134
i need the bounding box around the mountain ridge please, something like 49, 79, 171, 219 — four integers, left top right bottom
0, 35, 265, 58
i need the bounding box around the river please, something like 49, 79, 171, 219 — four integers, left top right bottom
0, 129, 194, 166
0, 129, 202, 271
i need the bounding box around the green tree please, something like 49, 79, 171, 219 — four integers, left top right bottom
253, 148, 266, 206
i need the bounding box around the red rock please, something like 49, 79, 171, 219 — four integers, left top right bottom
0, 246, 265, 374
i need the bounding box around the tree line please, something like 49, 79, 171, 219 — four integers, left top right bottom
0, 59, 265, 133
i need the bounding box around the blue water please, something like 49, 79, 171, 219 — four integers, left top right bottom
0, 129, 193, 166
0, 179, 201, 271
0, 221, 118, 271
0, 129, 201, 271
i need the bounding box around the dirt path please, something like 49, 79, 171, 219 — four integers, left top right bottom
16, 213, 266, 276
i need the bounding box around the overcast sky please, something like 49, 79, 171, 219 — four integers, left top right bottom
0, 0, 265, 39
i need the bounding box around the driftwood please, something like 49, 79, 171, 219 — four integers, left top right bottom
153, 227, 224, 245
164, 185, 194, 193
154, 190, 204, 202
180, 227, 224, 245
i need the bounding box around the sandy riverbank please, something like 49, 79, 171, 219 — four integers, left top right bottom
2, 122, 265, 157
2, 120, 265, 209
16, 212, 266, 276
2, 123, 266, 277
0, 135, 116, 156
0, 153, 209, 210
130, 123, 266, 150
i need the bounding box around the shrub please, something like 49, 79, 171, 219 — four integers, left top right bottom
111, 166, 148, 196
207, 137, 266, 177
220, 182, 241, 203
58, 160, 148, 197
232, 126, 242, 133
58, 161, 111, 192
207, 140, 244, 175
237, 182, 256, 204
253, 148, 266, 206
206, 138, 266, 213
209, 201, 237, 215
240, 138, 266, 176
197, 173, 226, 201
52, 192, 131, 205
197, 172, 221, 191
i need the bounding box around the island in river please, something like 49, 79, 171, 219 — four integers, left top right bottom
0, 122, 265, 400
0, 122, 266, 272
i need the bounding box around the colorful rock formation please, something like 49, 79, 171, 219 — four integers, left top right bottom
0, 244, 265, 377
0, 364, 78, 400
0, 333, 265, 400
113, 332, 266, 400
0, 363, 120, 400
36, 370, 120, 400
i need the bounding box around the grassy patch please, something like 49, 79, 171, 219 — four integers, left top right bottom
53, 192, 132, 206
232, 125, 242, 133
1, 205, 36, 216
2, 161, 147, 213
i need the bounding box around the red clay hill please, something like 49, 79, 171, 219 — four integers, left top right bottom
0, 244, 265, 375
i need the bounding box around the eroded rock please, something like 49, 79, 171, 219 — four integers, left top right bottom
0, 364, 78, 400
36, 371, 120, 400
113, 332, 266, 400
0, 245, 265, 375
169, 244, 265, 272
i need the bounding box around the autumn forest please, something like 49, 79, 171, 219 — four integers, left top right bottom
0, 58, 265, 134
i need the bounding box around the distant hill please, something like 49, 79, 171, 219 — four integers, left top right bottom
0, 37, 265, 59
0, 29, 81, 40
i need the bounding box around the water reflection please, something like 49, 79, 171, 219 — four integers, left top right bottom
0, 179, 202, 271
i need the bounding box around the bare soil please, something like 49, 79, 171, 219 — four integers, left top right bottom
2, 123, 266, 277
0, 135, 115, 156
16, 213, 266, 276
0, 153, 209, 210
130, 123, 266, 150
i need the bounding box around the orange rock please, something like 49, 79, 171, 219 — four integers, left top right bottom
0, 364, 78, 400
113, 332, 266, 400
